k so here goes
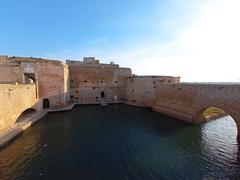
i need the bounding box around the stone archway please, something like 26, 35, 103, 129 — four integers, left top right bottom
194, 107, 228, 124
194, 106, 239, 143
16, 108, 36, 123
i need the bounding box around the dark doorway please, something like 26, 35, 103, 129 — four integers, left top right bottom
101, 91, 105, 98
43, 99, 50, 109
24, 73, 36, 84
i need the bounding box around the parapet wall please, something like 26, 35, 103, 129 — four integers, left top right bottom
0, 62, 24, 84
0, 84, 39, 131
152, 83, 240, 127
125, 76, 180, 107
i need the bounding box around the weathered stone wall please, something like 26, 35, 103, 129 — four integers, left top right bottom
67, 60, 131, 104
36, 62, 69, 107
0, 56, 70, 108
0, 84, 39, 131
125, 76, 180, 107
152, 83, 240, 140
2, 55, 240, 142
0, 60, 24, 84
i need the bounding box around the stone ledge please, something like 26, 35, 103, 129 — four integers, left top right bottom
0, 110, 47, 148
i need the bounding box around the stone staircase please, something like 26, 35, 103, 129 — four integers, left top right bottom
100, 101, 108, 106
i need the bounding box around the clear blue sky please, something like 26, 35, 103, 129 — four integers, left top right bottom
1, 0, 240, 82
0, 0, 193, 56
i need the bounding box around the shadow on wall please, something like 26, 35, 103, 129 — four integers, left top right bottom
15, 108, 37, 123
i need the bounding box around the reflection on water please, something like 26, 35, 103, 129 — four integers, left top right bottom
0, 105, 239, 179
200, 116, 240, 179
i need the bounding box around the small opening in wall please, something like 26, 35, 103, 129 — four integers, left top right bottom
75, 97, 79, 100
70, 95, 74, 99
101, 91, 105, 98
158, 79, 165, 83
96, 97, 99, 99
109, 87, 113, 89
84, 80, 88, 83
92, 87, 96, 89
100, 80, 104, 83
43, 99, 50, 109
75, 90, 79, 93
132, 89, 134, 93
153, 86, 156, 89
168, 80, 171, 83
115, 81, 118, 83
70, 79, 73, 82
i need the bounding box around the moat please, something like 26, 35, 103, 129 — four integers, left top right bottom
0, 105, 239, 179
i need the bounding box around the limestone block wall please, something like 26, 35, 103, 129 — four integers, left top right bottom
115, 68, 132, 102
0, 84, 39, 131
0, 62, 24, 84
0, 56, 70, 108
36, 62, 70, 107
67, 61, 131, 104
153, 83, 240, 126
125, 76, 180, 107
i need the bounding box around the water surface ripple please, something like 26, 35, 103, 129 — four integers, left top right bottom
0, 105, 239, 179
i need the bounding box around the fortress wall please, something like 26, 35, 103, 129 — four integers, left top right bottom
36, 62, 70, 107
0, 63, 24, 84
153, 83, 240, 125
125, 76, 180, 107
0, 56, 70, 108
68, 61, 131, 104
114, 68, 132, 102
0, 84, 38, 131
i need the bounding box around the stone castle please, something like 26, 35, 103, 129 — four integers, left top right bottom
0, 55, 240, 145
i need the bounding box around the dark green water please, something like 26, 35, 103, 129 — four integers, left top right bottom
0, 104, 239, 180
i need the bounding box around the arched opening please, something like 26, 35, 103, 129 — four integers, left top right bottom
203, 107, 227, 122
195, 107, 230, 124
16, 108, 36, 123
43, 99, 50, 109
196, 107, 238, 163
100, 91, 105, 98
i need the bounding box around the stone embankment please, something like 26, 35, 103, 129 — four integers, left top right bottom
0, 102, 77, 147
0, 110, 47, 147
